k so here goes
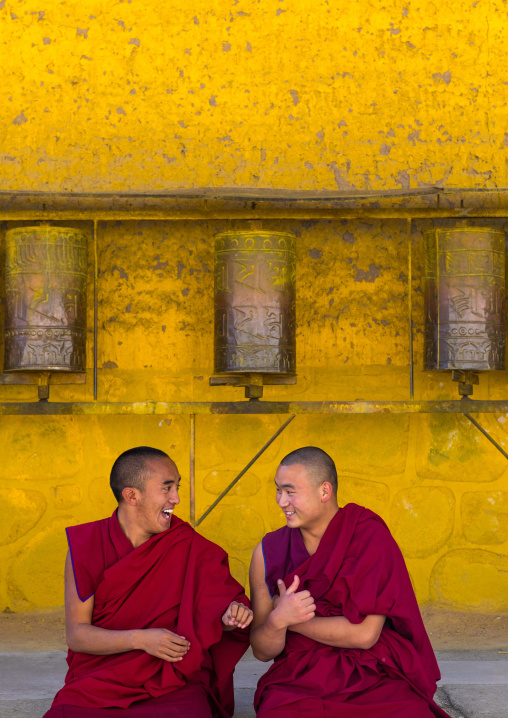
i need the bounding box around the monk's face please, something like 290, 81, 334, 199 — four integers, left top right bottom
275, 463, 326, 530
136, 457, 181, 535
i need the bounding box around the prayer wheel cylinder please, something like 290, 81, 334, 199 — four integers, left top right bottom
214, 230, 296, 374
4, 225, 88, 372
423, 227, 506, 371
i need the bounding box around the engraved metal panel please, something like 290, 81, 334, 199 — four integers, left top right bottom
214, 231, 296, 374
424, 227, 506, 371
4, 226, 88, 372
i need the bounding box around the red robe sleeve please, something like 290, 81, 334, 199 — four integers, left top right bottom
66, 511, 132, 601
66, 521, 106, 601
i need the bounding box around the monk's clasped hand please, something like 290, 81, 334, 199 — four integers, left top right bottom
272, 575, 316, 629
222, 601, 254, 629
139, 628, 191, 662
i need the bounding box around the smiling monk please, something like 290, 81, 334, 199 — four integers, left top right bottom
43, 446, 253, 718
249, 446, 452, 718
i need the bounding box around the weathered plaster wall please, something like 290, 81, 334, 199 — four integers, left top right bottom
1, 220, 508, 612
1, 0, 507, 190
1, 0, 508, 612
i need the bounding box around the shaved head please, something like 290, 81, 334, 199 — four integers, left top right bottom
279, 446, 337, 495
110, 446, 170, 502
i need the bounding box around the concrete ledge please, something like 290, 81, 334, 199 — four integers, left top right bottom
438, 661, 508, 685
0, 699, 52, 718
440, 685, 508, 718
1, 651, 507, 718
0, 653, 66, 700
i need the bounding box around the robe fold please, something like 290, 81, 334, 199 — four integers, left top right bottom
255, 503, 451, 718
44, 511, 250, 718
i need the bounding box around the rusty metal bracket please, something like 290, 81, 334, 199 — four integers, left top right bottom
452, 371, 480, 397
195, 414, 296, 527
37, 372, 50, 402
463, 407, 508, 461
209, 374, 297, 400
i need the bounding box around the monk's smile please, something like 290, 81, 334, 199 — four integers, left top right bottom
161, 507, 174, 523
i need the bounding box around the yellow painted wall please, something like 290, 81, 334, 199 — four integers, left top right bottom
1, 0, 508, 192
1, 0, 508, 612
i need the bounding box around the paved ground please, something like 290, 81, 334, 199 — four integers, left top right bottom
0, 648, 506, 718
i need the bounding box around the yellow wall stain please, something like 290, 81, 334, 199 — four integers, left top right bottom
1, 0, 508, 191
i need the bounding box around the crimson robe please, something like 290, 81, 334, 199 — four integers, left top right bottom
255, 503, 451, 718
43, 511, 249, 718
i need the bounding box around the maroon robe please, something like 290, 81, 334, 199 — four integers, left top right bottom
43, 511, 250, 718
255, 503, 451, 718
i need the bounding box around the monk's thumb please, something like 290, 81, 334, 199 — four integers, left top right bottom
277, 579, 286, 596
287, 575, 300, 594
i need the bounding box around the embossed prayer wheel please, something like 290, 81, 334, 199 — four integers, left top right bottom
214, 230, 296, 374
423, 227, 506, 371
4, 225, 88, 372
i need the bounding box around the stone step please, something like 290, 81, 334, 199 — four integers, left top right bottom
0, 652, 506, 718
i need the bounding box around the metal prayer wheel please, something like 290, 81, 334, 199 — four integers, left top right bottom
4, 225, 88, 372
214, 230, 296, 374
423, 227, 506, 371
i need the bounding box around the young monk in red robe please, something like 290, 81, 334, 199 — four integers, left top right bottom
43, 446, 253, 718
250, 446, 452, 718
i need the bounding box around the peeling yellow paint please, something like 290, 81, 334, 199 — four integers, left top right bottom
1, 0, 508, 191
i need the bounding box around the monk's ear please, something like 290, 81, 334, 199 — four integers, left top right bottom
121, 486, 139, 506
320, 481, 333, 503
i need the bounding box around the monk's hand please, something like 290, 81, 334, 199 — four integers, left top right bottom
222, 601, 254, 630
137, 628, 190, 662
271, 575, 316, 629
